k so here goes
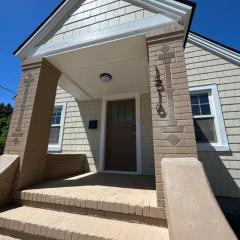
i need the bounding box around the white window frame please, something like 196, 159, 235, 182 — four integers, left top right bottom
189, 84, 229, 152
48, 103, 66, 152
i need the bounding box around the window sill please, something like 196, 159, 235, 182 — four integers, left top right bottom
197, 144, 230, 152
48, 145, 62, 152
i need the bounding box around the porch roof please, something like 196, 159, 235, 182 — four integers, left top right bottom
14, 0, 195, 60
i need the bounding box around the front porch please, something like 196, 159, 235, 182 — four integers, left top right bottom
4, 25, 198, 209
18, 172, 165, 224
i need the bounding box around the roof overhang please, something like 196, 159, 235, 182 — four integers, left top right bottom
48, 35, 150, 101
14, 0, 195, 60
188, 32, 240, 65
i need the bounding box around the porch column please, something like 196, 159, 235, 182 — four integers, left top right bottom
4, 58, 61, 189
146, 26, 197, 208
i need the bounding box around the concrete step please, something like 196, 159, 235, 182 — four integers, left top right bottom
0, 206, 169, 240
18, 194, 165, 226
0, 235, 21, 240
16, 173, 166, 226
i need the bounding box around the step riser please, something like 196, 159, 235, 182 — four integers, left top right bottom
0, 206, 169, 240
0, 229, 47, 240
19, 200, 167, 227
16, 192, 165, 221
0, 227, 107, 240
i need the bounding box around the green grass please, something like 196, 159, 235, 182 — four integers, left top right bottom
0, 135, 6, 148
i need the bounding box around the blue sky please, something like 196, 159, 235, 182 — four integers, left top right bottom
0, 0, 239, 105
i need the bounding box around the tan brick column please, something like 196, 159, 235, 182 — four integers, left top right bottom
4, 58, 61, 189
146, 26, 197, 209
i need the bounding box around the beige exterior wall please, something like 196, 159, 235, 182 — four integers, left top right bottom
53, 88, 155, 175
5, 59, 60, 190
42, 0, 155, 47
52, 40, 240, 200
141, 93, 155, 175
185, 42, 240, 198
54, 87, 101, 172
44, 153, 86, 181
54, 88, 156, 175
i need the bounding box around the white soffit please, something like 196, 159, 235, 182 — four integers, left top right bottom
14, 0, 193, 60
188, 33, 240, 64
47, 35, 150, 101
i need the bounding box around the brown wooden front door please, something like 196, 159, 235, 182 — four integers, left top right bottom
105, 99, 136, 171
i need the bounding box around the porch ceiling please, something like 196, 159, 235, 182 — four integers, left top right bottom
47, 35, 150, 100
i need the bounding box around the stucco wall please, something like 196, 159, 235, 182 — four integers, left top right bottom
185, 42, 240, 198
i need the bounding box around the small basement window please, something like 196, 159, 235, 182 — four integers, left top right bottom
48, 103, 66, 152
190, 85, 229, 151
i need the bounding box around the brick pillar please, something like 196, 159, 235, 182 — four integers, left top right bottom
146, 26, 197, 209
4, 58, 61, 189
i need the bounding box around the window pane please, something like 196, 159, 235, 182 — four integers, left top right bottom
118, 104, 125, 122
199, 93, 209, 104
193, 118, 217, 143
190, 92, 211, 116
111, 102, 134, 122
49, 126, 60, 144
192, 105, 201, 116
126, 103, 133, 121
201, 104, 211, 115
191, 95, 199, 105
112, 105, 118, 123
52, 107, 62, 124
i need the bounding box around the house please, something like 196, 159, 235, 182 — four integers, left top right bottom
0, 0, 239, 239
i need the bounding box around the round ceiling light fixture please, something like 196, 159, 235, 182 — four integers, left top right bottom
100, 73, 112, 83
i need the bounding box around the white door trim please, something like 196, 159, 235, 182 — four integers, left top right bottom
99, 93, 142, 175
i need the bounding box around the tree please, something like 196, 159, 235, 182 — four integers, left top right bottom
0, 103, 13, 150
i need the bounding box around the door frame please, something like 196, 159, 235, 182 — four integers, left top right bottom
99, 93, 142, 175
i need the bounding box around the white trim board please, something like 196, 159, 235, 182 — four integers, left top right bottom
99, 93, 142, 174
188, 33, 240, 65
14, 0, 193, 60
32, 14, 176, 59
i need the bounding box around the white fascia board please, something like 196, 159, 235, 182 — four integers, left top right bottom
30, 14, 176, 59
130, 0, 186, 18
131, 0, 192, 16
122, 0, 192, 40
188, 33, 240, 65
15, 0, 84, 59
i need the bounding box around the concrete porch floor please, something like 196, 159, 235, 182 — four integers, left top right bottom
18, 173, 165, 221
20, 172, 157, 206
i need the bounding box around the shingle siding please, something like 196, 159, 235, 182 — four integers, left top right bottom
52, 40, 240, 198
185, 42, 240, 198
54, 89, 155, 175
54, 87, 101, 172
42, 0, 155, 47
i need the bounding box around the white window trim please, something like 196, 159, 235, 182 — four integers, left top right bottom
189, 84, 230, 152
48, 102, 66, 152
